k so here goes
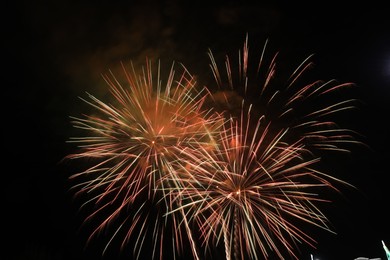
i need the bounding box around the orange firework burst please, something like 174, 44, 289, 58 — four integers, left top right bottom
167, 104, 353, 260
65, 59, 223, 259
164, 35, 362, 259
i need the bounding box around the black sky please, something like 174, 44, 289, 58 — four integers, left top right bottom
4, 1, 390, 260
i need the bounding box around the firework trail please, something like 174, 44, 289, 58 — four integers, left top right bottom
383, 240, 390, 260
164, 35, 362, 260
65, 59, 223, 259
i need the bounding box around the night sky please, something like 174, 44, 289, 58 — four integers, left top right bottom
5, 2, 390, 260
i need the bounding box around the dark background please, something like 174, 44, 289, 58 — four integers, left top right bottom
4, 1, 390, 259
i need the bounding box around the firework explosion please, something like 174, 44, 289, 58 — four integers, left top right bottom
65, 59, 223, 259
167, 104, 353, 260
65, 36, 360, 259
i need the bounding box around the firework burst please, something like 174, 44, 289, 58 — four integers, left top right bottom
167, 104, 353, 260
65, 59, 223, 259
164, 35, 362, 260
